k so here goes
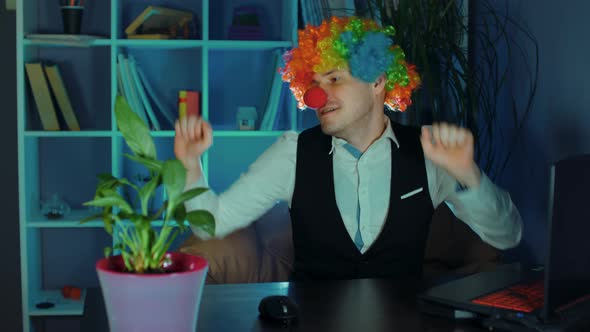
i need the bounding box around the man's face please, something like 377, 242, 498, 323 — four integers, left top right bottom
310, 70, 375, 138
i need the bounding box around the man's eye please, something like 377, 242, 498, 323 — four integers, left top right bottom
330, 76, 340, 83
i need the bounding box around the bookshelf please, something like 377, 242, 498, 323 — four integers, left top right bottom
16, 0, 312, 331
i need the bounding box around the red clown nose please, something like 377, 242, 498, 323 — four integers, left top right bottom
303, 86, 328, 109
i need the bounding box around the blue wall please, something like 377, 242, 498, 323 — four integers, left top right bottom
481, 1, 590, 265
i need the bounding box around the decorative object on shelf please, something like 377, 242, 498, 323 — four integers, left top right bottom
125, 6, 196, 40
83, 95, 214, 332
178, 90, 200, 120
228, 5, 265, 40
236, 106, 257, 130
41, 193, 71, 220
60, 0, 85, 34
61, 285, 82, 300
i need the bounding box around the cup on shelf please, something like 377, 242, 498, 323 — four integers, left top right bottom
61, 5, 84, 34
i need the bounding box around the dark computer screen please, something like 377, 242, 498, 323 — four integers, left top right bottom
544, 154, 590, 319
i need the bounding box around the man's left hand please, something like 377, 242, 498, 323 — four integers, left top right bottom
420, 123, 481, 188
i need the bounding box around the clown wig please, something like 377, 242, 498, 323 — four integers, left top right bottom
279, 16, 421, 112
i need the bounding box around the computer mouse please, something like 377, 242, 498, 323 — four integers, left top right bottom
258, 295, 299, 323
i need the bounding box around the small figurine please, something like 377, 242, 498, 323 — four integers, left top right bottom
41, 193, 71, 219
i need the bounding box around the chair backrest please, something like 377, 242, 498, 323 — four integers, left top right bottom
423, 203, 501, 282
256, 201, 502, 282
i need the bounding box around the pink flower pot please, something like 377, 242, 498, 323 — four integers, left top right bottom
96, 252, 208, 332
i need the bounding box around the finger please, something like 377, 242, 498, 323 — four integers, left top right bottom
446, 125, 458, 148
439, 123, 449, 148
431, 123, 440, 146
187, 115, 197, 141
180, 116, 189, 140
420, 126, 434, 154
174, 120, 182, 138
194, 116, 202, 140
455, 128, 466, 146
202, 120, 213, 146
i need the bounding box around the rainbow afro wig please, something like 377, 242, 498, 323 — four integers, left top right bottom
279, 16, 421, 112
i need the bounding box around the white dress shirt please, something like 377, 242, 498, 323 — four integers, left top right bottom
186, 121, 523, 251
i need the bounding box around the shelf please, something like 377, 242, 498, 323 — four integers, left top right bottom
116, 39, 206, 48
206, 40, 292, 50
22, 38, 292, 50
24, 131, 114, 138
28, 221, 104, 228
28, 289, 87, 316
24, 35, 111, 47
27, 209, 103, 227
112, 130, 289, 138
18, 0, 299, 330
214, 130, 287, 137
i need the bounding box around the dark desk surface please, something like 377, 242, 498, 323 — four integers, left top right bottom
83, 278, 487, 332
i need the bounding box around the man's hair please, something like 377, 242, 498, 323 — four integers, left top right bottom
280, 16, 420, 112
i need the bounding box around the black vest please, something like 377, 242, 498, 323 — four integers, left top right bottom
289, 120, 434, 281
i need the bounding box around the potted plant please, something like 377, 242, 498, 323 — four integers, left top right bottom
82, 95, 215, 332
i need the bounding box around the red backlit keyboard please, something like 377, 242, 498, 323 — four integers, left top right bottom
471, 280, 544, 312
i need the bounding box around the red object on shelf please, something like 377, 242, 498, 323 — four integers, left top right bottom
61, 285, 82, 300
303, 86, 327, 109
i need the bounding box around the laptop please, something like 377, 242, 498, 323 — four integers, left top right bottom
418, 154, 590, 330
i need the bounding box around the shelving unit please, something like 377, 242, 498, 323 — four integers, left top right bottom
16, 1, 312, 331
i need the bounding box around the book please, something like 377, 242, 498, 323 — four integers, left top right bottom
125, 6, 193, 37
43, 64, 80, 131
178, 90, 199, 119
136, 66, 176, 127
127, 55, 160, 130
25, 63, 60, 130
117, 54, 149, 125
186, 90, 200, 117
260, 51, 283, 130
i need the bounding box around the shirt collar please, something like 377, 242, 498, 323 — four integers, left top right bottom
328, 117, 400, 154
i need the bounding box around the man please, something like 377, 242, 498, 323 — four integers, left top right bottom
175, 16, 522, 281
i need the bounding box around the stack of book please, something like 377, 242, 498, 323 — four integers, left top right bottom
228, 5, 264, 40
125, 6, 195, 40
25, 62, 80, 131
116, 54, 177, 130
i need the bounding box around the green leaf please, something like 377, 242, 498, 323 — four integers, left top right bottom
84, 189, 133, 214
185, 210, 215, 237
104, 246, 113, 258
96, 173, 120, 194
123, 153, 163, 173
114, 95, 156, 159
162, 159, 187, 206
103, 215, 114, 235
176, 187, 209, 206
138, 174, 161, 216
173, 203, 187, 231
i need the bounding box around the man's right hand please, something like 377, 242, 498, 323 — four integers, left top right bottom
174, 115, 213, 172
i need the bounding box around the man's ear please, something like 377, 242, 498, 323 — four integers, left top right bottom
373, 74, 386, 95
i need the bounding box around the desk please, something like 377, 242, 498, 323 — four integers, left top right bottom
82, 279, 486, 332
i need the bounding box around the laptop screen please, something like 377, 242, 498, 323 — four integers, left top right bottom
544, 154, 590, 318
